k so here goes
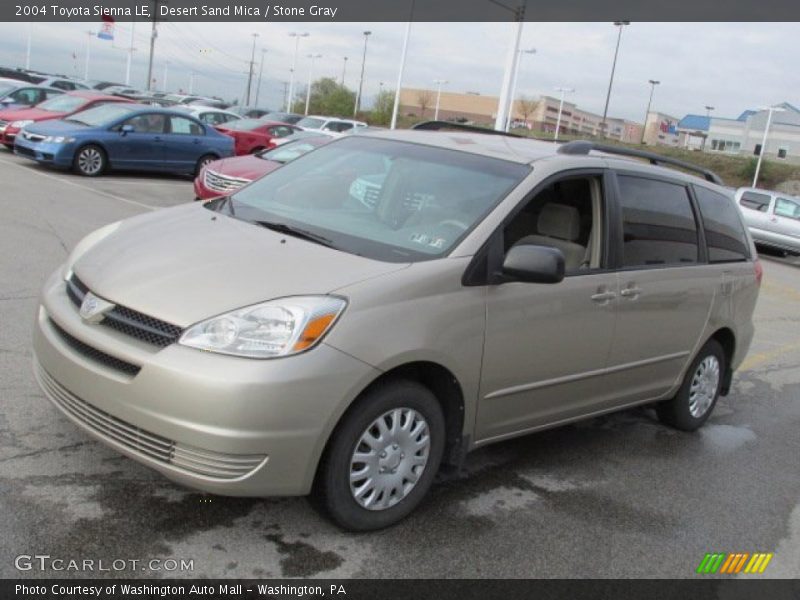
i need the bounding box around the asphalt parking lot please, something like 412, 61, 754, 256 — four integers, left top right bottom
0, 151, 798, 580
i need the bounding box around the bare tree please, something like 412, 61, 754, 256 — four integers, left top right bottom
417, 90, 434, 118
516, 95, 539, 128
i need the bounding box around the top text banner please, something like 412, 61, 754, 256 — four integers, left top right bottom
5, 0, 800, 22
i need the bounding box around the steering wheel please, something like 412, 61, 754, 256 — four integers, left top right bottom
437, 219, 469, 232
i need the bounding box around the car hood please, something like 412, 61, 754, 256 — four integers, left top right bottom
26, 119, 90, 135
0, 107, 62, 122
73, 203, 409, 327
208, 154, 280, 181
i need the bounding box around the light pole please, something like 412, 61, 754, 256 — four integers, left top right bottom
244, 32, 259, 107
255, 49, 267, 107
287, 32, 309, 112
753, 105, 786, 187
145, 0, 163, 92
640, 79, 660, 144
124, 21, 136, 85
390, 19, 413, 130
494, 19, 524, 131
341, 56, 348, 86
25, 23, 32, 70
84, 31, 94, 81
433, 79, 448, 120
601, 21, 630, 138
305, 53, 322, 116
505, 47, 536, 131
553, 87, 574, 142
705, 105, 714, 117
701, 105, 714, 150
189, 71, 195, 94
353, 31, 372, 117
162, 60, 170, 92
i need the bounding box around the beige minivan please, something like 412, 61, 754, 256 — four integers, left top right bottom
33, 128, 761, 530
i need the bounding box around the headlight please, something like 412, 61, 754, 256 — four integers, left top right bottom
43, 135, 75, 143
10, 120, 33, 128
63, 221, 122, 281
179, 296, 347, 358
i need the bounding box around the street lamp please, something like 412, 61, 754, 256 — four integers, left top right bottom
341, 56, 348, 86
84, 30, 94, 80
390, 19, 413, 130
287, 32, 309, 111
505, 47, 536, 132
753, 105, 786, 187
305, 53, 322, 116
640, 79, 660, 144
433, 79, 448, 120
705, 105, 714, 117
162, 60, 170, 92
601, 21, 630, 138
553, 87, 574, 142
354, 31, 372, 117
255, 49, 267, 107
244, 32, 259, 106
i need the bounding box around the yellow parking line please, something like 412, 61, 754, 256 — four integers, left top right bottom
761, 281, 800, 302
740, 341, 800, 371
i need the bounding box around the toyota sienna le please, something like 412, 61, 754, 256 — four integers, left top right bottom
32, 127, 761, 530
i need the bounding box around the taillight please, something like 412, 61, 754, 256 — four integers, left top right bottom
754, 259, 763, 286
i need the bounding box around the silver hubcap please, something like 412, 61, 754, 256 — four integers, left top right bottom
688, 355, 721, 418
78, 148, 102, 174
349, 408, 431, 511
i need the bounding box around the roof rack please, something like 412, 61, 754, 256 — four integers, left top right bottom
557, 140, 724, 184
411, 120, 522, 138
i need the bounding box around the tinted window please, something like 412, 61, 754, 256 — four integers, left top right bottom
694, 186, 751, 262
775, 197, 800, 220
617, 175, 699, 267
740, 191, 771, 212
124, 113, 166, 134
9, 88, 41, 104
169, 116, 203, 135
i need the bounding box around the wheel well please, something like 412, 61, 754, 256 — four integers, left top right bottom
709, 328, 735, 395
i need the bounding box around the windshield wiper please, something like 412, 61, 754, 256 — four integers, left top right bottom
254, 220, 336, 248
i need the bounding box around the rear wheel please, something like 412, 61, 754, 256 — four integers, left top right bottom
656, 339, 725, 431
195, 154, 217, 177
314, 379, 445, 531
73, 144, 106, 177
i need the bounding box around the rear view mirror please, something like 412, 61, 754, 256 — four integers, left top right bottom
120, 124, 134, 135
500, 243, 565, 284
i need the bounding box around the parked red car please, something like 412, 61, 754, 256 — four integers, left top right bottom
0, 90, 133, 148
214, 119, 300, 155
193, 134, 331, 200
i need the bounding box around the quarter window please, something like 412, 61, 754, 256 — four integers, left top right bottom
775, 197, 800, 220
169, 116, 203, 135
739, 191, 771, 212
694, 186, 751, 262
617, 175, 699, 268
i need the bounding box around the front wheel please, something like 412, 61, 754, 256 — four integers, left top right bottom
73, 144, 106, 177
656, 339, 725, 431
195, 154, 217, 177
314, 379, 445, 531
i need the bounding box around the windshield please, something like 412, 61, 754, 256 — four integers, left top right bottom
221, 118, 263, 131
296, 117, 326, 129
37, 94, 88, 113
259, 140, 325, 163
219, 137, 530, 262
64, 103, 136, 126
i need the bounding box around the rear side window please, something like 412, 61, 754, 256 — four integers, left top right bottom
617, 175, 699, 268
694, 186, 751, 262
739, 191, 771, 212
775, 197, 800, 220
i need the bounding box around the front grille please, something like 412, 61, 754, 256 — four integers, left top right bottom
14, 145, 34, 158
204, 169, 250, 194
23, 131, 45, 142
67, 274, 182, 348
35, 362, 267, 480
50, 318, 141, 376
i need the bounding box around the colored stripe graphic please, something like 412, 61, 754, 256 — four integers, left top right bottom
699, 552, 774, 575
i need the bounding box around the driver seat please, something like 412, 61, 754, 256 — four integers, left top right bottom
518, 203, 586, 270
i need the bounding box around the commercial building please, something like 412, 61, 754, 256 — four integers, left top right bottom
676, 103, 800, 162
642, 111, 681, 147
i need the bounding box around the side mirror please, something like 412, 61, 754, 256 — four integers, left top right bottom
500, 243, 565, 284
120, 124, 134, 135
0, 98, 13, 105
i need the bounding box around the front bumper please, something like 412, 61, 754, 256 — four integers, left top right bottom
14, 136, 75, 167
32, 268, 380, 496
0, 126, 18, 146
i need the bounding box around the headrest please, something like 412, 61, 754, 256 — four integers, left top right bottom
537, 203, 581, 241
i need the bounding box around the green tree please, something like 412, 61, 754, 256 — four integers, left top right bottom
369, 89, 394, 126
293, 77, 357, 117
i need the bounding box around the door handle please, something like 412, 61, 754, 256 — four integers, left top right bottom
620, 286, 642, 298
591, 290, 616, 303
153, 136, 162, 142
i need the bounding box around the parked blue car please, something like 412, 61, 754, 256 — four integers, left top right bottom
14, 103, 235, 176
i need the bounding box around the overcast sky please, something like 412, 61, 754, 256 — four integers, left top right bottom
0, 21, 797, 122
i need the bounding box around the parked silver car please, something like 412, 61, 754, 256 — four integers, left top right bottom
33, 132, 761, 530
735, 186, 800, 255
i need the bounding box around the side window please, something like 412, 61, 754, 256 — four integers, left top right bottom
169, 116, 203, 135
10, 88, 38, 104
739, 191, 771, 212
124, 113, 167, 134
617, 175, 699, 268
775, 197, 800, 220
502, 176, 603, 272
52, 81, 73, 90
269, 125, 293, 138
694, 186, 751, 262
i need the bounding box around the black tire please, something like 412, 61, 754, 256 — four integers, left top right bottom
656, 339, 725, 432
313, 379, 445, 531
250, 146, 265, 155
195, 154, 217, 177
73, 144, 107, 177
3, 143, 13, 151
